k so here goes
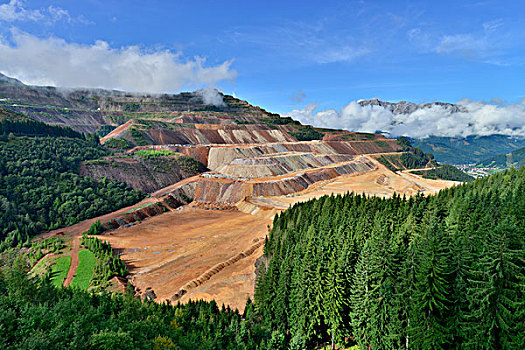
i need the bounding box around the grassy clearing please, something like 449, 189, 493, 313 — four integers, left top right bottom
50, 256, 71, 288
124, 202, 154, 214
70, 250, 96, 290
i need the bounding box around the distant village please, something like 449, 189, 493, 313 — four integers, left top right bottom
456, 164, 504, 178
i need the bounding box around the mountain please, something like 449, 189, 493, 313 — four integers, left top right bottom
411, 135, 525, 164
356, 99, 525, 165
476, 146, 525, 168
357, 98, 466, 114
0, 72, 272, 133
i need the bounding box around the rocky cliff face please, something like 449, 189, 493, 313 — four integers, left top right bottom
80, 155, 206, 193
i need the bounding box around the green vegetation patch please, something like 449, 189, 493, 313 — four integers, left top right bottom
374, 140, 390, 148
50, 256, 71, 288
130, 127, 150, 146
377, 155, 403, 172
416, 164, 474, 182
176, 156, 208, 173
96, 125, 116, 137
103, 137, 133, 149
397, 137, 437, 169
289, 128, 324, 141
70, 250, 96, 290
30, 254, 53, 277
27, 237, 65, 266
134, 149, 181, 159
124, 202, 155, 214
263, 115, 301, 126
81, 233, 127, 289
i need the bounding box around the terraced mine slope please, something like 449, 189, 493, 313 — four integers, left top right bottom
5, 72, 457, 310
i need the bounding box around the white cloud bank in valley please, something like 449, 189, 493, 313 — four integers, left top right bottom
285, 99, 525, 138
0, 30, 237, 93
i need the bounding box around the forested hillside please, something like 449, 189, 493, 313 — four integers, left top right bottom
255, 167, 524, 349
412, 135, 525, 164
413, 164, 474, 182
476, 146, 525, 169
0, 107, 82, 138
0, 135, 143, 249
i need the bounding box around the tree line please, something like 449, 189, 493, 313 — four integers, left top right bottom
81, 233, 127, 287
0, 108, 82, 139
415, 164, 474, 182
255, 167, 524, 349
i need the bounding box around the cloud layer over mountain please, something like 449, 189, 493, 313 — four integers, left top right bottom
286, 99, 525, 139
0, 30, 237, 93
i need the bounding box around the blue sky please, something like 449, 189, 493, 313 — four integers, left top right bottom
1, 0, 524, 115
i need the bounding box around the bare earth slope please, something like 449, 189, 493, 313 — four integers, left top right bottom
41, 133, 457, 312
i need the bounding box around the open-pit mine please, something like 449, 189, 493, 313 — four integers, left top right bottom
51, 115, 456, 311
3, 79, 457, 311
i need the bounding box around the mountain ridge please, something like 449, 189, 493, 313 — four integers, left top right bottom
357, 98, 466, 114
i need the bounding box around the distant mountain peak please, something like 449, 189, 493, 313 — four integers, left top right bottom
357, 98, 466, 114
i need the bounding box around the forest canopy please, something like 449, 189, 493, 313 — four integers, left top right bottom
255, 167, 524, 349
0, 136, 143, 249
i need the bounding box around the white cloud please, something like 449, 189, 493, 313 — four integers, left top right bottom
408, 23, 508, 61
0, 1, 89, 24
47, 5, 71, 23
226, 22, 371, 65
314, 46, 370, 64
0, 0, 43, 22
195, 87, 226, 106
0, 29, 237, 93
436, 34, 489, 57
286, 99, 525, 138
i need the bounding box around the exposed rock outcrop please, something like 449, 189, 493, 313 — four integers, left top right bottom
80, 155, 204, 193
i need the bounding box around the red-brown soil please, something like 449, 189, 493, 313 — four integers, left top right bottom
63, 235, 80, 287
